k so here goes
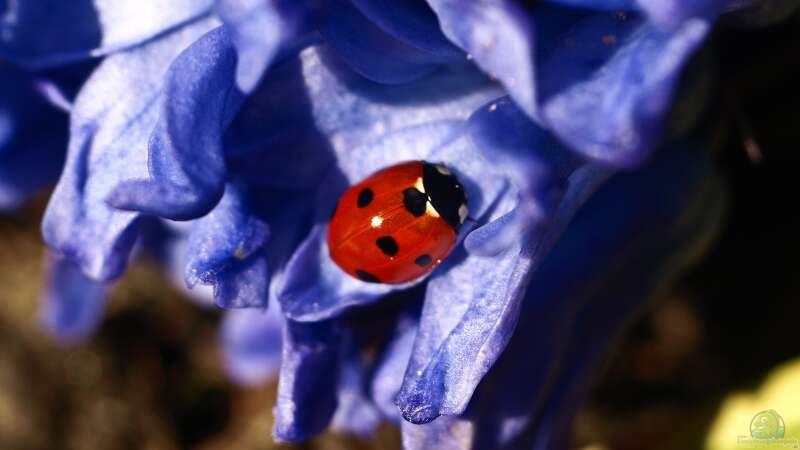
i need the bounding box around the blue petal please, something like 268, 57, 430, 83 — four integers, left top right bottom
40, 255, 107, 343
42, 17, 219, 281
321, 0, 461, 84
107, 26, 244, 220
0, 0, 213, 68
184, 184, 270, 308
539, 13, 710, 167
542, 0, 637, 9
279, 120, 507, 321
215, 0, 309, 92
395, 105, 610, 424
371, 312, 419, 422
348, 0, 463, 60
330, 334, 382, 437
635, 0, 727, 28
526, 146, 725, 450
274, 51, 503, 320
424, 0, 538, 117
221, 307, 283, 385
401, 415, 469, 450
274, 319, 341, 442
399, 144, 724, 448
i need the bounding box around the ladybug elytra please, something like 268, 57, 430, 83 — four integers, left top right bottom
327, 161, 468, 284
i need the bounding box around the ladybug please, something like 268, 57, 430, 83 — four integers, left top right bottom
328, 161, 468, 284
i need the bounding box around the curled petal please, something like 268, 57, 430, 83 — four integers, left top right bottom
527, 145, 725, 450
321, 0, 458, 84
348, 0, 463, 59
274, 319, 341, 442
40, 255, 107, 343
396, 104, 610, 424
216, 0, 309, 92
398, 143, 725, 448
42, 17, 219, 281
184, 184, 270, 308
539, 13, 710, 167
0, 0, 212, 68
279, 121, 507, 321
107, 26, 243, 220
221, 307, 283, 386
425, 0, 538, 118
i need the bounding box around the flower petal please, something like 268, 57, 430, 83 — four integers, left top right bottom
275, 50, 503, 320
371, 312, 419, 422
215, 0, 309, 92
539, 13, 710, 167
40, 255, 107, 343
184, 184, 270, 308
0, 0, 212, 68
424, 0, 538, 117
348, 0, 463, 59
526, 145, 725, 450
398, 143, 724, 448
635, 0, 726, 28
107, 26, 243, 220
278, 121, 508, 321
321, 0, 460, 84
330, 334, 383, 437
42, 17, 219, 281
395, 107, 610, 424
221, 307, 283, 386
274, 319, 341, 442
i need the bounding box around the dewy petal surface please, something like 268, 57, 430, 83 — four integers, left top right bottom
539, 12, 710, 167
107, 26, 244, 220
42, 17, 219, 281
40, 255, 107, 343
0, 0, 213, 68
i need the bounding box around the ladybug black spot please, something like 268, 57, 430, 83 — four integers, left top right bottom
356, 270, 381, 283
357, 188, 374, 208
376, 236, 399, 256
415, 255, 432, 267
403, 188, 427, 217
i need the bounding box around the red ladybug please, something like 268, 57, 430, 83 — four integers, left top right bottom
328, 161, 468, 284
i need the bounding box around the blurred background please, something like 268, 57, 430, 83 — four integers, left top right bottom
1, 12, 799, 450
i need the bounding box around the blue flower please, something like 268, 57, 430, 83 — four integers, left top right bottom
7, 0, 782, 447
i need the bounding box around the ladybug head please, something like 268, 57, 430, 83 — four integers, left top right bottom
422, 162, 468, 231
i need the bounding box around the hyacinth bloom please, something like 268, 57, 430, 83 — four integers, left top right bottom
0, 0, 793, 448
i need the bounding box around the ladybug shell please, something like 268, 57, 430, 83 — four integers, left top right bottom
327, 161, 466, 284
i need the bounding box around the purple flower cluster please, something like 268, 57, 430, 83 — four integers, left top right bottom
1, 0, 795, 448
